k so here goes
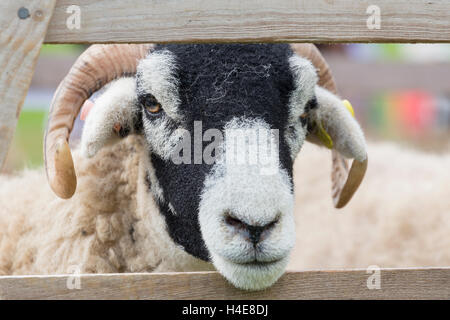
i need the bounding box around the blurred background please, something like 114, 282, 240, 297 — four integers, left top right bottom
2, 43, 450, 173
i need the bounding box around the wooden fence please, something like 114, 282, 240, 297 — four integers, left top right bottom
1, 0, 450, 299
1, 268, 450, 300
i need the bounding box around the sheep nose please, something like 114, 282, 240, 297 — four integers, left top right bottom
224, 213, 278, 245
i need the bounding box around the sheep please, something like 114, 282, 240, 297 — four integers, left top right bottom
1, 43, 371, 290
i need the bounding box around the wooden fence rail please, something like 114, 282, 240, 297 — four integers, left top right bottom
46, 0, 450, 44
1, 268, 450, 300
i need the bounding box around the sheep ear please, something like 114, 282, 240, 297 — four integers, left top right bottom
81, 77, 138, 158
306, 86, 368, 208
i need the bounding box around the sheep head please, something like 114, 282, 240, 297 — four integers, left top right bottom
44, 44, 367, 290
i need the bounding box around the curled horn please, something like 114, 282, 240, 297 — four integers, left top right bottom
44, 44, 153, 199
291, 44, 368, 208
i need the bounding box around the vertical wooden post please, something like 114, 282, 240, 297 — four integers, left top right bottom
0, 0, 56, 171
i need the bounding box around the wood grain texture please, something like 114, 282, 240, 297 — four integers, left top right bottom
0, 268, 449, 300
45, 0, 450, 44
0, 0, 56, 171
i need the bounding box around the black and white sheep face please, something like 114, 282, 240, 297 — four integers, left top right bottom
136, 44, 317, 290
82, 44, 319, 290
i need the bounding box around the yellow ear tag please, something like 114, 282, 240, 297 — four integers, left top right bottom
342, 99, 355, 117
316, 120, 333, 149
314, 99, 354, 149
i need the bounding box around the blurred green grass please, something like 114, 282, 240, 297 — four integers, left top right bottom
5, 110, 47, 172
40, 44, 85, 56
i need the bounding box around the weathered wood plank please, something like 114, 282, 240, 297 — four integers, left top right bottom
0, 0, 56, 171
0, 268, 449, 300
45, 0, 450, 44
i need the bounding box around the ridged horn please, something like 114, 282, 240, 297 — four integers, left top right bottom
291, 43, 368, 208
44, 44, 153, 199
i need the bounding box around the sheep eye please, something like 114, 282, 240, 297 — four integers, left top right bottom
142, 95, 162, 114
146, 103, 161, 114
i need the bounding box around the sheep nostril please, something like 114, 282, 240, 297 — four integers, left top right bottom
224, 212, 279, 245
224, 213, 246, 231
264, 218, 279, 232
